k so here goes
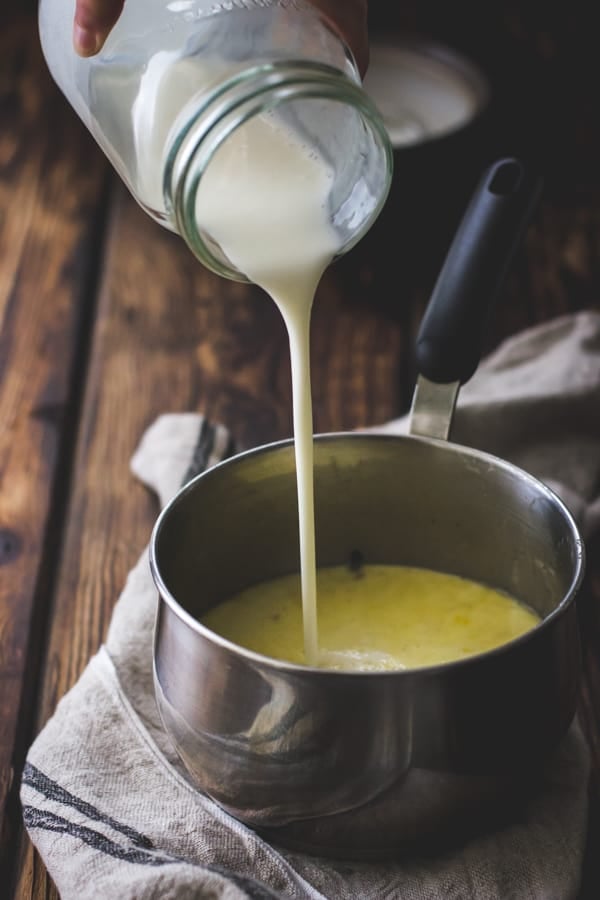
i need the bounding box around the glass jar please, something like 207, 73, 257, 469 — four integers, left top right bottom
39, 0, 393, 280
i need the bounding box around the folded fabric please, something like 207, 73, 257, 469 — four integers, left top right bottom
21, 311, 600, 899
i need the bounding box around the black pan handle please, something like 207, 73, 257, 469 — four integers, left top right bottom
415, 158, 543, 385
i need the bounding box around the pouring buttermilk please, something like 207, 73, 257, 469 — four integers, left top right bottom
195, 126, 540, 670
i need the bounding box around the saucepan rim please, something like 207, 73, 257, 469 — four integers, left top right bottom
150, 431, 585, 678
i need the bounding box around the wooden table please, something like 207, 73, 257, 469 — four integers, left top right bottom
1, 3, 599, 896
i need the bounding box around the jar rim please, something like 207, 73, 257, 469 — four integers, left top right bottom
164, 61, 393, 281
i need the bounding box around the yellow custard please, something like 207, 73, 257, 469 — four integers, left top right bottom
202, 564, 540, 671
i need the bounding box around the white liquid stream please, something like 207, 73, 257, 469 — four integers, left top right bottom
195, 112, 342, 665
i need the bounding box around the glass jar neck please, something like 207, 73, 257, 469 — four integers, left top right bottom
165, 61, 393, 281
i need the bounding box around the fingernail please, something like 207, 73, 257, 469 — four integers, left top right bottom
73, 23, 101, 56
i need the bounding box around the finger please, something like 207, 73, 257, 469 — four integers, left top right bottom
308, 0, 369, 77
73, 0, 125, 57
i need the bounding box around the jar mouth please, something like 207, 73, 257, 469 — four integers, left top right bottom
164, 61, 393, 281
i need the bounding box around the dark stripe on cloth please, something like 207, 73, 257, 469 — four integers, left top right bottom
183, 418, 217, 485
23, 806, 285, 898
223, 431, 238, 462
22, 806, 175, 866
22, 762, 154, 848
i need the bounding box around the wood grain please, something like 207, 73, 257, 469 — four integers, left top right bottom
0, 15, 109, 878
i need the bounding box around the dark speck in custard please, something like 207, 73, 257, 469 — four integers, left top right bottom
270, 613, 281, 622
348, 549, 364, 578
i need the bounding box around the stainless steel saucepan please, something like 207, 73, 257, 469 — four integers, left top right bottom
150, 159, 584, 858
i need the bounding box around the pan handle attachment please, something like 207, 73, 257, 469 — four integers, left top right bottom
409, 157, 542, 440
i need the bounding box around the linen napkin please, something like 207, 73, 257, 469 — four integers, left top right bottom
21, 310, 600, 900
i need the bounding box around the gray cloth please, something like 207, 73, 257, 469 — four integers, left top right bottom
21, 311, 600, 899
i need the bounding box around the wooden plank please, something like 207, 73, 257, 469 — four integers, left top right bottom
0, 13, 109, 879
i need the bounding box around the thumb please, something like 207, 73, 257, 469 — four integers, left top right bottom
73, 0, 125, 57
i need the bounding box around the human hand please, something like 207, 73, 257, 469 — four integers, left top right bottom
73, 0, 369, 76
73, 0, 124, 57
